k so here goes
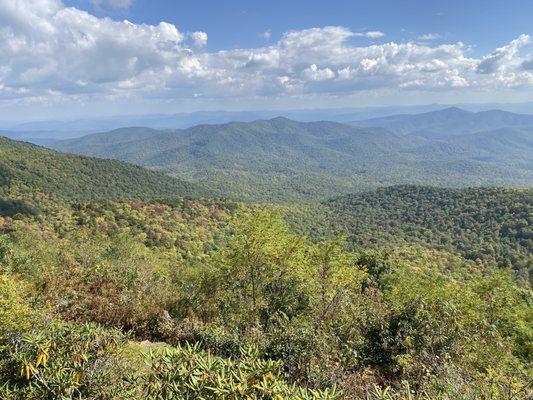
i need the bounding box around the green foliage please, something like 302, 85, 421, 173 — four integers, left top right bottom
0, 321, 133, 399
49, 117, 533, 202
320, 185, 533, 277
0, 322, 340, 400
141, 343, 341, 399
0, 274, 33, 340
0, 188, 531, 399
0, 136, 202, 213
218, 210, 309, 326
470, 271, 533, 360
306, 240, 367, 324
0, 221, 176, 337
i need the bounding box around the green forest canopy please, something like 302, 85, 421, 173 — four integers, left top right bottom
0, 132, 531, 399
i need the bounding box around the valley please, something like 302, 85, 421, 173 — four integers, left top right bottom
1, 2, 532, 397
46, 108, 533, 202
1, 106, 532, 399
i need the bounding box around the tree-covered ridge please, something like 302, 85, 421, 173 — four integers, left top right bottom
320, 186, 532, 278
356, 107, 533, 138
49, 116, 533, 202
39, 197, 244, 261
5, 185, 529, 280
0, 200, 531, 399
0, 136, 204, 214
0, 135, 531, 398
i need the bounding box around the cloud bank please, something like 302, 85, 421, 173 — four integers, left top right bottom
0, 0, 531, 108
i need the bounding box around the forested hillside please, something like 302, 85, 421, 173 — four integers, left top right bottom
0, 136, 202, 215
1, 122, 532, 399
1, 139, 532, 398
316, 186, 533, 279
50, 115, 533, 202
1, 193, 531, 399
356, 107, 533, 138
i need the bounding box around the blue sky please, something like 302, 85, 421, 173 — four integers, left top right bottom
66, 0, 533, 55
0, 0, 532, 121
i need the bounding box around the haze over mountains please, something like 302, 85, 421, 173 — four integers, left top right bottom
46, 107, 533, 202
3, 102, 533, 143
356, 107, 533, 138
4, 106, 450, 142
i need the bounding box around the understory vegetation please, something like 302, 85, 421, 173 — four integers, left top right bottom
1, 191, 531, 399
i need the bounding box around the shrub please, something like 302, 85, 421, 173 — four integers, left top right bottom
0, 321, 133, 399
141, 343, 342, 399
0, 274, 33, 340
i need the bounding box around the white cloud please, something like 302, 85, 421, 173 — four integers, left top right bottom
189, 31, 208, 47
0, 1, 531, 108
523, 58, 533, 71
477, 34, 530, 74
258, 30, 271, 40
354, 31, 385, 39
301, 64, 335, 81
418, 33, 442, 41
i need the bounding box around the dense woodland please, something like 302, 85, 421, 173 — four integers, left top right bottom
321, 186, 532, 279
0, 111, 532, 399
0, 137, 204, 215
50, 109, 533, 202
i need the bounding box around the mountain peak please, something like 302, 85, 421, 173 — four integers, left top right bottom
437, 106, 471, 115
357, 106, 533, 138
269, 116, 293, 123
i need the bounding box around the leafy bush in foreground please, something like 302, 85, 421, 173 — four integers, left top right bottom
0, 201, 531, 399
142, 343, 340, 400
0, 322, 340, 399
0, 322, 132, 399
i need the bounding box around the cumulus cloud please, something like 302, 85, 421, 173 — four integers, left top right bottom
189, 31, 208, 47
0, 1, 531, 106
301, 64, 335, 81
477, 34, 530, 74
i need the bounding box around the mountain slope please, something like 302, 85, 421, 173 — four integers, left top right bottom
50, 117, 533, 202
406, 127, 533, 167
0, 136, 203, 215
51, 118, 422, 201
54, 127, 162, 152
319, 185, 533, 273
53, 118, 414, 168
356, 107, 533, 138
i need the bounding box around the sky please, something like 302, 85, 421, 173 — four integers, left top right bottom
1, 0, 532, 121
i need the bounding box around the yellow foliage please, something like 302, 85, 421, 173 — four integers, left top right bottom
0, 274, 33, 339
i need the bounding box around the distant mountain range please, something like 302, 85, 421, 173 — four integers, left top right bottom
355, 107, 533, 138
48, 108, 533, 202
1, 106, 451, 141
3, 102, 532, 143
